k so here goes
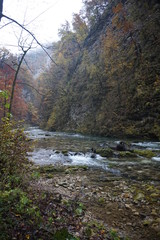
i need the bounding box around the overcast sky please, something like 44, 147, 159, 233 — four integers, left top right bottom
0, 0, 83, 53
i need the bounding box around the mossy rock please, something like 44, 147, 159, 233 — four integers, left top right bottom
98, 197, 105, 204
55, 150, 60, 154
134, 192, 145, 201
62, 150, 68, 156
96, 148, 114, 157
143, 219, 153, 226
150, 193, 160, 198
118, 151, 137, 158
134, 149, 156, 158
46, 173, 54, 178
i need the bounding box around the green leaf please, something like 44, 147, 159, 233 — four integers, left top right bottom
75, 207, 83, 215
5, 103, 10, 109
0, 90, 9, 99
21, 195, 29, 205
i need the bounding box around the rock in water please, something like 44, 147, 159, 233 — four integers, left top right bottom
116, 141, 126, 151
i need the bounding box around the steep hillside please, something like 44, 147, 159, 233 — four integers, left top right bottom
38, 0, 160, 139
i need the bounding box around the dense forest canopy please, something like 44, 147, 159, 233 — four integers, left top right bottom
0, 0, 160, 139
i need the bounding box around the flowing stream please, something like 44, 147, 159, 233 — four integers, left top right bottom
26, 127, 160, 181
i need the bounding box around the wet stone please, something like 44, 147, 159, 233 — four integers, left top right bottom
133, 211, 140, 216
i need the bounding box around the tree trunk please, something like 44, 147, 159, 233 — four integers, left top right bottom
0, 0, 3, 22
8, 49, 29, 117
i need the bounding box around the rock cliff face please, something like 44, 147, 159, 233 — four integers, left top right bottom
40, 0, 160, 139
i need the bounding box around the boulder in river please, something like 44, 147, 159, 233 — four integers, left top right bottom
45, 134, 51, 137
116, 141, 127, 151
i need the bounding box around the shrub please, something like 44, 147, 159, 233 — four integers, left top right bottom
0, 118, 30, 188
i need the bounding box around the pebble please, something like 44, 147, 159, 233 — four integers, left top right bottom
125, 204, 131, 209
133, 211, 139, 216
59, 182, 68, 187
123, 193, 130, 198
151, 209, 157, 216
155, 218, 160, 223
126, 222, 132, 226
118, 209, 123, 212
106, 211, 111, 215
75, 232, 80, 237
143, 219, 153, 226
132, 223, 137, 227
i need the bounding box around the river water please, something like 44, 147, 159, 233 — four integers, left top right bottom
26, 127, 160, 181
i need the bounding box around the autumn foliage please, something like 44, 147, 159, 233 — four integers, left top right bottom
0, 61, 28, 120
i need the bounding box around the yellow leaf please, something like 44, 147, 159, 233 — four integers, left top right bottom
101, 229, 105, 235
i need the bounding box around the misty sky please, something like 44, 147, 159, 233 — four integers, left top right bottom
0, 0, 83, 53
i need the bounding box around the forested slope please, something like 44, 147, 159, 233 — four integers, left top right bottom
38, 0, 160, 139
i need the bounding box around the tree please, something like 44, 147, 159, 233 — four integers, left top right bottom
8, 46, 30, 116
0, 48, 28, 120
0, 0, 3, 22
82, 0, 109, 27
0, 0, 58, 120
72, 13, 88, 44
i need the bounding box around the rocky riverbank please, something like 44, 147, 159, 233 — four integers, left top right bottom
30, 165, 160, 240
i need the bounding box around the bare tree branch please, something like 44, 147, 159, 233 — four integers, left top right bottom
16, 81, 45, 96
1, 13, 58, 66
0, 60, 15, 72
0, 21, 12, 29
25, 0, 60, 26
23, 58, 34, 74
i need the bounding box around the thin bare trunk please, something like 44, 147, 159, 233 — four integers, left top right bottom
3, 74, 6, 117
8, 48, 29, 116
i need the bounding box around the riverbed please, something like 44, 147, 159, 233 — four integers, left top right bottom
26, 127, 160, 181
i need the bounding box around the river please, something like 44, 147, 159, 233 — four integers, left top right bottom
26, 127, 160, 181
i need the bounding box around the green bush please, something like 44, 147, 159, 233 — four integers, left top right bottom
0, 118, 30, 188
0, 188, 41, 240
0, 118, 41, 239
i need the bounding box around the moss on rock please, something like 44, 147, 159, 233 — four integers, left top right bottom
134, 149, 156, 158
96, 148, 114, 157
118, 151, 137, 158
